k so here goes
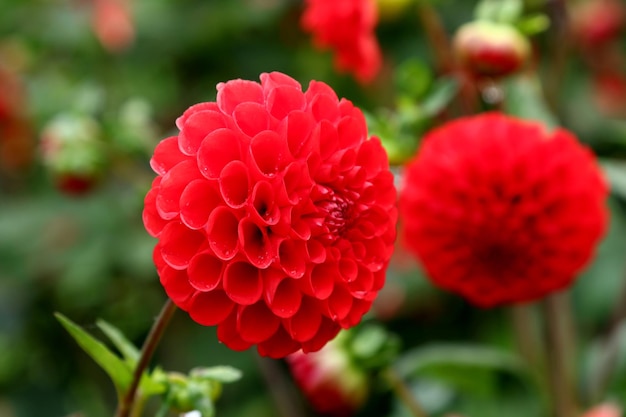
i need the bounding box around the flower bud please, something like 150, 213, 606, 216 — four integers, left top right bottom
287, 332, 369, 417
453, 21, 531, 78
40, 113, 106, 195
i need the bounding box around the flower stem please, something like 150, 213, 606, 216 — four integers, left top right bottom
415, 0, 453, 74
511, 304, 543, 370
543, 0, 571, 115
256, 354, 308, 417
383, 367, 430, 417
542, 292, 579, 417
588, 270, 626, 403
115, 299, 177, 417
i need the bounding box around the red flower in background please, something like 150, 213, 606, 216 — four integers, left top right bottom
143, 72, 397, 357
92, 0, 135, 52
581, 403, 623, 417
301, 0, 382, 84
572, 0, 625, 48
399, 113, 608, 307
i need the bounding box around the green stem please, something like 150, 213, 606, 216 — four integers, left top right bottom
383, 367, 430, 417
588, 270, 626, 403
256, 354, 308, 417
114, 299, 177, 417
542, 292, 579, 417
415, 0, 453, 74
511, 304, 543, 370
543, 0, 571, 116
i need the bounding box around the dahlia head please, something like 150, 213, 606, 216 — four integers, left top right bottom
399, 112, 608, 307
301, 0, 382, 84
143, 72, 397, 358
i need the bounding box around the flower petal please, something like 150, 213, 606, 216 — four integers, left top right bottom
197, 128, 242, 179
188, 290, 234, 326
223, 261, 263, 305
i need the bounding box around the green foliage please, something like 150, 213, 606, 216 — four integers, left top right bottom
54, 313, 134, 398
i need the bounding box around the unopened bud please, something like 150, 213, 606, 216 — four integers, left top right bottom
453, 21, 531, 78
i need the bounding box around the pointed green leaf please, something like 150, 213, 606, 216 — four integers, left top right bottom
421, 77, 459, 117
55, 313, 132, 394
96, 320, 139, 367
96, 319, 140, 364
96, 320, 165, 396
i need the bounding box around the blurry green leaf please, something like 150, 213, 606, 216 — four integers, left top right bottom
396, 344, 525, 376
349, 324, 401, 370
421, 77, 459, 117
503, 75, 559, 129
602, 159, 626, 199
190, 366, 242, 383
395, 343, 530, 395
395, 59, 433, 102
475, 0, 523, 23
55, 313, 132, 396
95, 319, 140, 364
516, 14, 551, 36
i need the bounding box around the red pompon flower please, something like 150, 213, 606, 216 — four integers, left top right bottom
399, 113, 608, 307
301, 0, 382, 84
287, 337, 368, 417
143, 72, 397, 357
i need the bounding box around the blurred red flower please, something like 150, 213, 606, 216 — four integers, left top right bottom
92, 0, 135, 52
301, 0, 382, 84
287, 335, 368, 417
399, 113, 608, 307
143, 72, 397, 357
582, 403, 623, 417
572, 0, 625, 48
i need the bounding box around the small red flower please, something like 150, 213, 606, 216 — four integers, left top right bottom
287, 335, 368, 417
399, 113, 608, 307
143, 72, 397, 357
301, 0, 382, 84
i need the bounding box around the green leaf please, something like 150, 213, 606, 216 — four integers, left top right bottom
96, 319, 140, 364
394, 344, 532, 396
516, 14, 550, 36
475, 0, 523, 23
503, 75, 559, 129
55, 313, 132, 395
421, 77, 459, 117
396, 344, 526, 377
395, 59, 433, 102
190, 366, 242, 383
96, 320, 165, 396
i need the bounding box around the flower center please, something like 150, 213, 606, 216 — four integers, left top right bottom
314, 185, 355, 240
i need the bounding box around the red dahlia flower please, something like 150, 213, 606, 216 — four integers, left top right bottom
143, 72, 397, 357
399, 113, 608, 307
301, 0, 382, 84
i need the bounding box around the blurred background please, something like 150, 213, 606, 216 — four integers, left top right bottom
2, 0, 626, 416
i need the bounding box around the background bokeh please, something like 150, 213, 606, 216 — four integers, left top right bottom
2, 0, 626, 416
